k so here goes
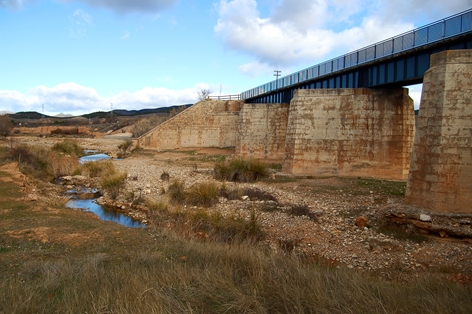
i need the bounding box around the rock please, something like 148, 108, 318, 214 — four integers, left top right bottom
355, 216, 369, 228
27, 194, 38, 201
420, 214, 432, 222
242, 195, 249, 201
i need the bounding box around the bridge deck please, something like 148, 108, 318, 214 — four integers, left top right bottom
242, 8, 472, 104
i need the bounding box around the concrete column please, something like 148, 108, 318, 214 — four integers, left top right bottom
405, 50, 472, 212
283, 88, 415, 180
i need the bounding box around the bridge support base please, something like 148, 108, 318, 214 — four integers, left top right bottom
283, 88, 415, 180
405, 50, 472, 212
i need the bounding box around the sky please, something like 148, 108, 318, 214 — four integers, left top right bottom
1, 0, 471, 116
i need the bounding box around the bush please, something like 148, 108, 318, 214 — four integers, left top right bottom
51, 139, 83, 156
118, 140, 132, 158
50, 127, 79, 135
132, 115, 167, 138
189, 208, 263, 243
100, 172, 127, 200
214, 157, 269, 182
168, 180, 186, 204
185, 182, 220, 207
10, 144, 79, 180
81, 160, 115, 177
0, 115, 12, 137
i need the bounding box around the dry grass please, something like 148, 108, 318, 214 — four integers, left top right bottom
80, 159, 115, 177
51, 139, 83, 156
1, 149, 472, 313
214, 157, 269, 182
9, 143, 79, 180
185, 181, 220, 207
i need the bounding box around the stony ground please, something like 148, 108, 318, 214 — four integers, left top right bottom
95, 146, 472, 283
8, 135, 472, 283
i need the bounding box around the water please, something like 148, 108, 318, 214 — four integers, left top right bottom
79, 153, 110, 164
67, 199, 145, 228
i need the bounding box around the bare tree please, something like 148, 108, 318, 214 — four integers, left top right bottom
197, 89, 211, 101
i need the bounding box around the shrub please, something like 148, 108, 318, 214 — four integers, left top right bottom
81, 160, 115, 177
117, 140, 132, 158
51, 139, 83, 156
50, 127, 79, 135
0, 115, 12, 137
189, 208, 263, 243
160, 171, 170, 181
9, 143, 79, 180
214, 157, 269, 182
46, 152, 80, 178
132, 115, 166, 138
185, 181, 220, 207
287, 204, 318, 221
100, 172, 127, 200
168, 180, 186, 204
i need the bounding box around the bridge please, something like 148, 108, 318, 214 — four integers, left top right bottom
139, 9, 472, 214
241, 9, 472, 104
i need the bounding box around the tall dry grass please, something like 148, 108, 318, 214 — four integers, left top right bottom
9, 143, 79, 180
1, 232, 471, 314
215, 157, 269, 182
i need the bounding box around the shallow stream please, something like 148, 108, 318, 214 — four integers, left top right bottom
65, 152, 145, 228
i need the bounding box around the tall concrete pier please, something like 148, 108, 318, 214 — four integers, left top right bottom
283, 88, 415, 180
405, 50, 472, 212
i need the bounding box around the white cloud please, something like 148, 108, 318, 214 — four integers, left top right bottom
120, 30, 130, 40
0, 82, 212, 116
214, 0, 472, 74
69, 9, 94, 37
58, 0, 178, 14
0, 0, 33, 10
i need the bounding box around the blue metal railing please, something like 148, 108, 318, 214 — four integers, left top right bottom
241, 8, 472, 100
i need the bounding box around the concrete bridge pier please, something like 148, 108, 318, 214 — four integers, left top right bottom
405, 50, 472, 212
282, 88, 415, 180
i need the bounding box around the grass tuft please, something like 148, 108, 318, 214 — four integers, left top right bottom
51, 139, 83, 156
214, 157, 269, 182
168, 180, 186, 204
185, 181, 220, 207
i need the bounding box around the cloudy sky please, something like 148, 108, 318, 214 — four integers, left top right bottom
1, 0, 471, 115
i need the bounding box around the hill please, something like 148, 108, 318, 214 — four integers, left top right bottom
7, 104, 193, 120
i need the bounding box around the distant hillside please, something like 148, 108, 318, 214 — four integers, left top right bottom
8, 104, 193, 120
8, 111, 55, 120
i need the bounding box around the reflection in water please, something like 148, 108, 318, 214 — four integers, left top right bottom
79, 153, 110, 164
67, 199, 145, 228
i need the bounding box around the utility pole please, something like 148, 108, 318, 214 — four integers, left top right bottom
274, 70, 281, 89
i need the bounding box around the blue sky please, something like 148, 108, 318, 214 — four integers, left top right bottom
1, 0, 471, 115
